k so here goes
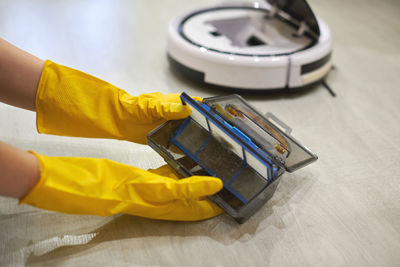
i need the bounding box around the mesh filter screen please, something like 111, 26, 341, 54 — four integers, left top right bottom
175, 119, 210, 154
197, 137, 243, 183
173, 117, 270, 203
230, 166, 268, 200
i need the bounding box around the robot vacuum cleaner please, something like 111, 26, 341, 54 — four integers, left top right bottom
167, 0, 333, 91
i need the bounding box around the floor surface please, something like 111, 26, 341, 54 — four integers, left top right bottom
1, 0, 399, 266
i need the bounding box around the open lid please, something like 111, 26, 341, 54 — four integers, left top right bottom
267, 0, 320, 37
201, 94, 318, 172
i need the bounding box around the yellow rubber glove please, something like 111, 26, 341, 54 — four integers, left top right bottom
36, 60, 195, 144
20, 152, 223, 221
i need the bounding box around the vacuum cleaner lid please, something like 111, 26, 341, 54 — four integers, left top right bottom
202, 95, 318, 172
267, 0, 320, 37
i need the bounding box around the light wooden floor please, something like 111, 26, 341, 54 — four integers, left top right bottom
1, 0, 399, 266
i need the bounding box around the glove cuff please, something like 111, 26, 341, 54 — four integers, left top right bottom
19, 151, 46, 206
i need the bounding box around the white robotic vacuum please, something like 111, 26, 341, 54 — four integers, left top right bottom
167, 0, 333, 91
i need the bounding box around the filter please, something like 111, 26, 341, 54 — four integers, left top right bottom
171, 116, 268, 202
196, 136, 243, 183
147, 93, 318, 223
229, 166, 269, 202
174, 119, 210, 155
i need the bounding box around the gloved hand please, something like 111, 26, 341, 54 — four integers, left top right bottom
35, 60, 196, 144
20, 152, 223, 221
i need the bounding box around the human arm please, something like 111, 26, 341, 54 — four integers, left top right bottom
0, 141, 40, 198
0, 38, 42, 198
0, 37, 195, 144
0, 38, 44, 111
0, 39, 223, 220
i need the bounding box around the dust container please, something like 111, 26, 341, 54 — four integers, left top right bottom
147, 93, 317, 223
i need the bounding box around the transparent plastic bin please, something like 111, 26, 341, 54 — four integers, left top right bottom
147, 93, 317, 223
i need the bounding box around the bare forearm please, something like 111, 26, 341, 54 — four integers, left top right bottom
0, 38, 44, 111
0, 141, 40, 198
